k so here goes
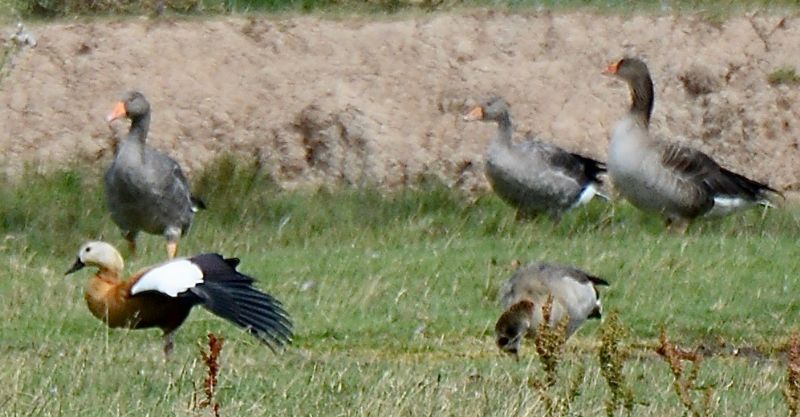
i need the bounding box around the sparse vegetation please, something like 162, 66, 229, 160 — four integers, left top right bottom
657, 329, 715, 416
598, 311, 636, 417
0, 30, 21, 84
198, 333, 225, 417
1, 158, 799, 414
533, 297, 568, 389
1, 0, 800, 17
785, 333, 800, 417
768, 67, 800, 86
528, 297, 576, 417
2, 0, 208, 17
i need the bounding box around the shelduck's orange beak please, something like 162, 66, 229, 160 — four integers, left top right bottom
106, 101, 127, 123
65, 257, 85, 275
603, 61, 620, 75
463, 105, 484, 121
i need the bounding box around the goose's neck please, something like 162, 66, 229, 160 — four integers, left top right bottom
628, 74, 654, 126
121, 112, 150, 158
129, 112, 150, 143
494, 113, 514, 146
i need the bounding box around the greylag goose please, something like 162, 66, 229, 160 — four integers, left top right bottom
464, 96, 607, 221
65, 241, 293, 356
494, 262, 608, 359
604, 58, 780, 231
105, 91, 205, 259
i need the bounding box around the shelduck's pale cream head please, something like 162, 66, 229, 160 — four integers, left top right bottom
65, 241, 124, 275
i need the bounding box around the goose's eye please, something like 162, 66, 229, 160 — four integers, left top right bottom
84, 247, 91, 253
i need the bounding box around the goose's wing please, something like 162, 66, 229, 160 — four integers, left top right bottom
661, 142, 778, 202
660, 143, 720, 183
550, 150, 607, 184
144, 149, 197, 217
519, 137, 606, 184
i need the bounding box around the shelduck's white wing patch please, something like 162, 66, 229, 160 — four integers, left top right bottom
131, 259, 204, 297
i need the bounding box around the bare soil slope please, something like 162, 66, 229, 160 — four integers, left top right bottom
1, 11, 798, 195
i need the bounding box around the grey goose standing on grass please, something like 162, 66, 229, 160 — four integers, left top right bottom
105, 91, 205, 259
464, 96, 607, 221
604, 58, 781, 232
494, 262, 608, 360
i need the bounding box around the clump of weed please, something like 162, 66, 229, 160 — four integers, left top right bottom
194, 153, 267, 203
528, 296, 582, 417
11, 0, 207, 17
598, 311, 635, 417
679, 64, 719, 96
0, 22, 36, 86
0, 40, 18, 82
784, 333, 800, 417
0, 167, 107, 255
199, 333, 224, 417
768, 67, 800, 86
656, 328, 715, 417
193, 152, 275, 227
534, 296, 568, 388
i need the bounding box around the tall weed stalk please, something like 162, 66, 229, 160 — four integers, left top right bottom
199, 333, 224, 417
597, 311, 635, 416
529, 296, 582, 417
784, 333, 800, 417
656, 328, 715, 417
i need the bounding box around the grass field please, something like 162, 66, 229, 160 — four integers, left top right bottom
1, 157, 798, 415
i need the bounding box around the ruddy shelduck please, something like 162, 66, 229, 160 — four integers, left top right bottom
66, 241, 292, 356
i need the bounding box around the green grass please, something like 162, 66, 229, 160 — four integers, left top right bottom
768, 67, 800, 86
1, 158, 799, 415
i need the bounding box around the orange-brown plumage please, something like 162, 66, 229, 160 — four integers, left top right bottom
67, 241, 293, 356
83, 268, 190, 333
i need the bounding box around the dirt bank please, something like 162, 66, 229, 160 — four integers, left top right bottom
1, 11, 798, 196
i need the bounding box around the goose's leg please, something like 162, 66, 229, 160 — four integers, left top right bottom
515, 209, 538, 222
166, 241, 178, 259
666, 217, 689, 234
124, 231, 138, 256
165, 227, 181, 259
163, 329, 177, 358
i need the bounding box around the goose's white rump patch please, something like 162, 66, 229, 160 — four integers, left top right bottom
131, 259, 204, 297
572, 184, 599, 208
705, 196, 753, 217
